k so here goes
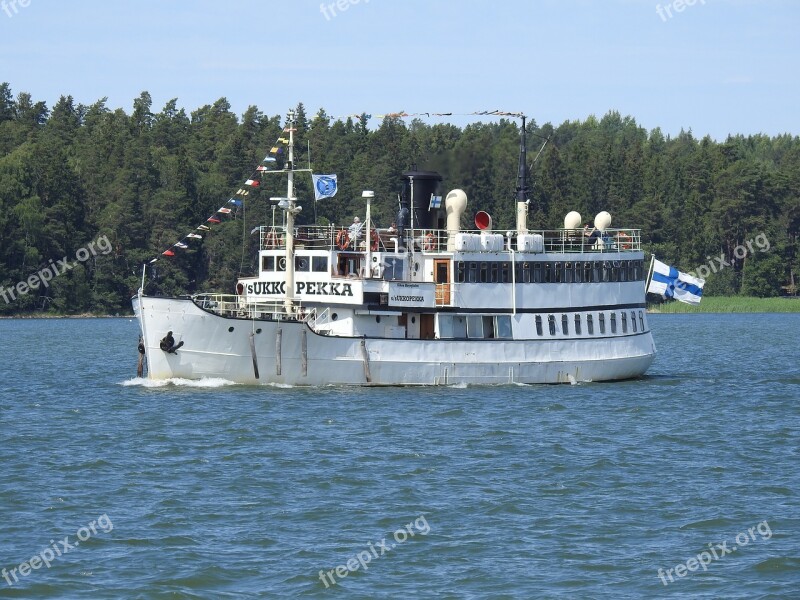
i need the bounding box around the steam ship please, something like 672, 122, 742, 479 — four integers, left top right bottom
133, 111, 656, 385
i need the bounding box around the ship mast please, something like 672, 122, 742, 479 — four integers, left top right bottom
283, 110, 299, 313
515, 114, 529, 234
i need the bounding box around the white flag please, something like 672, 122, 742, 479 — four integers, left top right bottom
312, 174, 337, 200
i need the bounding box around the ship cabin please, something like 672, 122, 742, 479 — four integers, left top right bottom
225, 171, 649, 343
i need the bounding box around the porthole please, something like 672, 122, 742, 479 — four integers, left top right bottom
228, 326, 234, 332
376, 316, 381, 323
256, 328, 262, 334
331, 313, 338, 321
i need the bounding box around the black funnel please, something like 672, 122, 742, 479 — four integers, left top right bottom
398, 170, 443, 237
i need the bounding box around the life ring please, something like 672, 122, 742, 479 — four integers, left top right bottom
616, 230, 632, 250
423, 232, 437, 251
336, 229, 349, 250
371, 229, 380, 251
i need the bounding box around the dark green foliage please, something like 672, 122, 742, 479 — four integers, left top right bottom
0, 82, 797, 314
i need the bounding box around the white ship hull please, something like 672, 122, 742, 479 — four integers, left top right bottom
134, 295, 656, 385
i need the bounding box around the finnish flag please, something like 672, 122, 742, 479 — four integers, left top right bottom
647, 258, 705, 305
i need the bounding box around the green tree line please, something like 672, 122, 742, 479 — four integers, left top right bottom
0, 84, 797, 314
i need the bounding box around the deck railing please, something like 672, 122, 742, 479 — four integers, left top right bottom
257, 225, 641, 254
192, 293, 311, 322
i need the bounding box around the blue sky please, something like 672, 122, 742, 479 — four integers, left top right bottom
1, 0, 798, 139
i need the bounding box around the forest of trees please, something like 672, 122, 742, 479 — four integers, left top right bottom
0, 83, 798, 315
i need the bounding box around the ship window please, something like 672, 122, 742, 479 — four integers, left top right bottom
262, 255, 275, 271
500, 262, 510, 284
599, 313, 606, 334
382, 257, 404, 280
438, 315, 454, 338
610, 312, 617, 334
533, 262, 542, 283
337, 255, 360, 276
618, 261, 627, 282
453, 316, 467, 337
627, 260, 635, 281
573, 262, 582, 283
295, 256, 310, 271
480, 262, 488, 283
312, 256, 328, 272
468, 262, 478, 283
634, 260, 643, 281
495, 315, 512, 339
639, 310, 645, 331
565, 262, 574, 283
535, 315, 543, 336
521, 262, 531, 283
544, 263, 552, 283
489, 262, 499, 283
574, 314, 582, 335
456, 261, 466, 283
554, 262, 563, 283
587, 314, 594, 335
593, 261, 602, 282
631, 310, 637, 332
621, 311, 628, 333
548, 314, 556, 336
483, 316, 495, 338
584, 261, 592, 283
561, 314, 569, 335
467, 315, 483, 338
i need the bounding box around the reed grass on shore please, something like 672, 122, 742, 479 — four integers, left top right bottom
648, 296, 800, 313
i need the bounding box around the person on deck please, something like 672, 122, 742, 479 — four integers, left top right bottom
348, 216, 363, 248
584, 224, 601, 248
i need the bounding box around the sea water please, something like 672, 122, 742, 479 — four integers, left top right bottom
0, 314, 798, 598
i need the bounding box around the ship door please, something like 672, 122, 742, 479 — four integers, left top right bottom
420, 314, 435, 339
434, 259, 451, 305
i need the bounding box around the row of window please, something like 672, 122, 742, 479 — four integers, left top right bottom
456, 260, 645, 284
436, 310, 646, 339
439, 315, 513, 339
534, 310, 646, 337
262, 255, 329, 273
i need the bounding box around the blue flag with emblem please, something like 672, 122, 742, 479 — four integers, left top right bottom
647, 257, 705, 305
312, 174, 338, 200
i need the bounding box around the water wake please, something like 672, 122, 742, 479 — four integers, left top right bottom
120, 377, 236, 388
